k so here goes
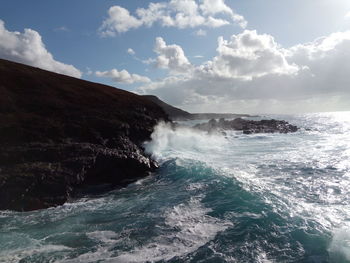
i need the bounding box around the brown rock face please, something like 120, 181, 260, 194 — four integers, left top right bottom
0, 59, 168, 211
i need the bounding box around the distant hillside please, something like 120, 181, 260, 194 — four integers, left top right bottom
142, 95, 192, 120
143, 95, 250, 120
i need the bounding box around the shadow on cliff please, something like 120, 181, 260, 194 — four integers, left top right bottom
0, 59, 168, 211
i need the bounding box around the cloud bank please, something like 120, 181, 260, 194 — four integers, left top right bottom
95, 69, 151, 84
100, 0, 246, 36
138, 30, 350, 113
0, 20, 81, 78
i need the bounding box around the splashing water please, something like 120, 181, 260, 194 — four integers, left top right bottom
1, 112, 350, 262
144, 122, 227, 163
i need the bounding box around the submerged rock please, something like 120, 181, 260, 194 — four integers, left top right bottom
193, 118, 298, 134
0, 59, 168, 211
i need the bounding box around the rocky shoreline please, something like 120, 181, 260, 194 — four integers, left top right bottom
0, 59, 298, 212
0, 59, 168, 211
193, 118, 298, 134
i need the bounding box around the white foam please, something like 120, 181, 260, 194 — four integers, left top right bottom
60, 247, 113, 263
186, 182, 206, 191
144, 122, 226, 163
14, 196, 112, 227
112, 197, 232, 262
329, 227, 350, 261
59, 230, 129, 263
87, 231, 119, 244
56, 197, 231, 263
0, 244, 72, 263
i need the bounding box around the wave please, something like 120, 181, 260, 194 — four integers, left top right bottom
2, 113, 350, 262
0, 244, 72, 263
113, 196, 231, 262
55, 195, 231, 263
329, 226, 350, 262
142, 116, 350, 261
144, 122, 226, 163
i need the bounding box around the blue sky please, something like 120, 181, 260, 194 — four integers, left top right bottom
1, 0, 350, 113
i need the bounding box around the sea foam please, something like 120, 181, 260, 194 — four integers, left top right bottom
113, 196, 232, 262
144, 122, 226, 162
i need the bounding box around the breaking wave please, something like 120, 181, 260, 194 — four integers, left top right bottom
1, 112, 350, 262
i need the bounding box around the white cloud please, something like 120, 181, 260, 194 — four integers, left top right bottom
170, 0, 198, 15
95, 69, 151, 84
204, 16, 230, 27
127, 48, 136, 55
100, 6, 143, 36
195, 29, 207, 36
0, 20, 81, 78
200, 0, 232, 15
54, 26, 69, 32
345, 11, 350, 19
154, 37, 192, 73
99, 0, 247, 35
210, 30, 299, 80
136, 2, 169, 27
142, 57, 157, 65
200, 0, 247, 28
138, 30, 350, 113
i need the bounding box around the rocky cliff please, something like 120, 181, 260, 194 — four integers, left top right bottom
0, 59, 168, 211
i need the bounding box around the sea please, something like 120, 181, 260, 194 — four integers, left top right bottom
1, 112, 350, 263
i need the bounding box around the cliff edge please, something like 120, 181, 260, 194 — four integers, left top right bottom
0, 59, 168, 211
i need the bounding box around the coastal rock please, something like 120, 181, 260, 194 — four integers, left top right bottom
0, 59, 168, 211
193, 118, 298, 134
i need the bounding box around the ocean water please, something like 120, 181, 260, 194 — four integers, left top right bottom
1, 112, 350, 263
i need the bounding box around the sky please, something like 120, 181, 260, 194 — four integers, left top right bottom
1, 0, 350, 114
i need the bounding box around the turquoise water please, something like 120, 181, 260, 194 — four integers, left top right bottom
1, 112, 350, 262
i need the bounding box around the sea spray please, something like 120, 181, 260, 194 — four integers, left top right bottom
329, 226, 350, 262
1, 113, 350, 262
144, 122, 227, 162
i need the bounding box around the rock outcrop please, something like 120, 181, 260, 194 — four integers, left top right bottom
0, 59, 168, 211
193, 118, 298, 134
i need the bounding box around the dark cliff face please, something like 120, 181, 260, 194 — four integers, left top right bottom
0, 59, 168, 211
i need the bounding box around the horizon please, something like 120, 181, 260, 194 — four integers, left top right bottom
1, 0, 350, 114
